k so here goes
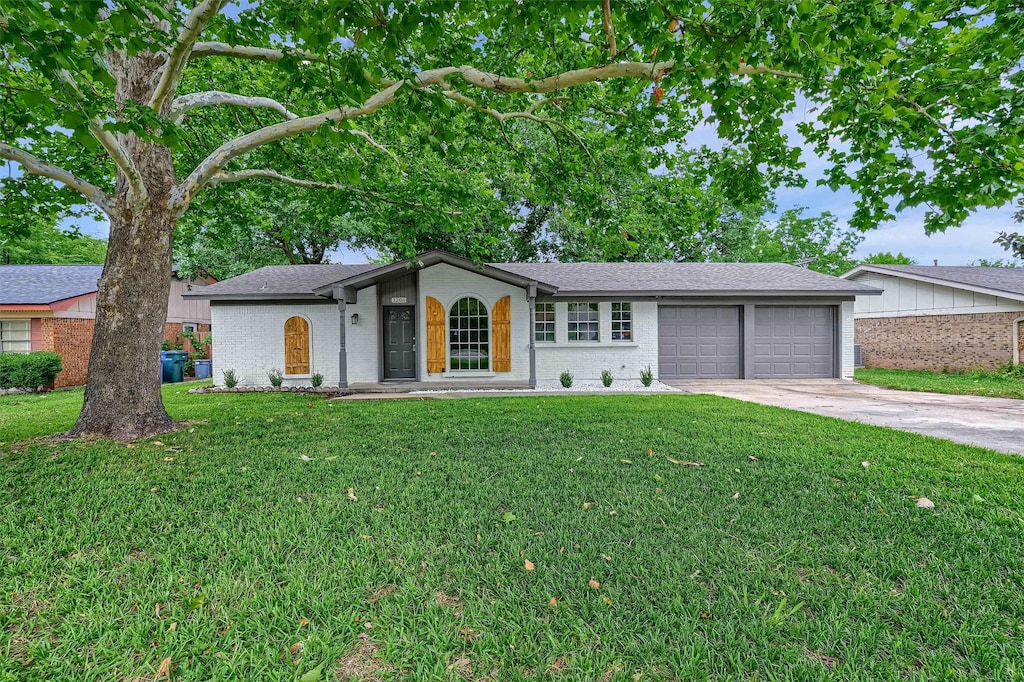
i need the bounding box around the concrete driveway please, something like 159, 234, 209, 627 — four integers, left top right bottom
665, 379, 1024, 456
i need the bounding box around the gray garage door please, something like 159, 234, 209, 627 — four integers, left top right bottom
753, 306, 834, 378
658, 306, 740, 379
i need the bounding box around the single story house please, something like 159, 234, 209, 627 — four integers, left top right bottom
841, 264, 1024, 371
0, 265, 213, 387
184, 250, 878, 389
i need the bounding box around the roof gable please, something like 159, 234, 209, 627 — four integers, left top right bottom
842, 265, 1024, 302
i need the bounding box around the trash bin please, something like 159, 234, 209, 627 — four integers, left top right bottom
162, 350, 188, 383
194, 359, 212, 379
160, 350, 170, 383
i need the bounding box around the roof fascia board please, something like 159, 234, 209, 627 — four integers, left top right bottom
843, 265, 1024, 302
541, 289, 875, 300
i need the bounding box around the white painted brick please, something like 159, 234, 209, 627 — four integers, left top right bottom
210, 302, 341, 387
840, 299, 854, 379
345, 285, 378, 384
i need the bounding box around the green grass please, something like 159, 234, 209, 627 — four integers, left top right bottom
2, 386, 1024, 680
856, 367, 1024, 400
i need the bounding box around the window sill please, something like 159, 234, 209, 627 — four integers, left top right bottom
441, 371, 496, 378
537, 342, 639, 348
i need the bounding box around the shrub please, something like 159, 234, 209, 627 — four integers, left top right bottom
559, 370, 573, 388
268, 369, 284, 388
222, 368, 238, 388
601, 369, 613, 387
998, 361, 1024, 380
0, 351, 63, 391
311, 372, 324, 388
640, 365, 654, 387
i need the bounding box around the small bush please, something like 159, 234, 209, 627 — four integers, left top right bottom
601, 369, 613, 387
640, 365, 654, 387
559, 370, 573, 388
0, 351, 63, 391
268, 368, 284, 388
311, 372, 324, 388
998, 361, 1024, 380
222, 368, 238, 388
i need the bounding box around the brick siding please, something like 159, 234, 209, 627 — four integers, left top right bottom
855, 312, 1024, 372
40, 318, 95, 388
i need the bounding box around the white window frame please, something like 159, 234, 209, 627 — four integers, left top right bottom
0, 319, 32, 353
611, 302, 632, 341
182, 322, 199, 334
534, 302, 555, 343
448, 296, 490, 371
567, 303, 599, 342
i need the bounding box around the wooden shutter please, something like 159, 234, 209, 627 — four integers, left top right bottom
426, 296, 445, 373
492, 295, 511, 372
284, 316, 310, 375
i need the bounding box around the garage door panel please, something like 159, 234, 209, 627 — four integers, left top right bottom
659, 306, 741, 379
754, 306, 834, 378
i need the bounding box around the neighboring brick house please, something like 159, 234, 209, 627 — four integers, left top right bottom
0, 265, 213, 388
841, 265, 1024, 371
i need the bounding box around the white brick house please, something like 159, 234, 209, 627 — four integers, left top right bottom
186, 251, 877, 388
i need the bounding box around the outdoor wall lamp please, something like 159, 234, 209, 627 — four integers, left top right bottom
350, 313, 359, 325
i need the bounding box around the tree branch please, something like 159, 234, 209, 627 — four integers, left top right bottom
601, 0, 618, 57
205, 168, 461, 214
348, 130, 399, 164
87, 119, 148, 209
190, 41, 325, 63
0, 142, 112, 216
172, 57, 800, 210
150, 0, 226, 113
170, 90, 299, 121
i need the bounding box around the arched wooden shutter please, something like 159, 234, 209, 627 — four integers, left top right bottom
426, 296, 446, 373
284, 316, 310, 375
492, 295, 511, 372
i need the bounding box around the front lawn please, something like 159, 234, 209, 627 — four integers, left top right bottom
2, 387, 1024, 680
856, 367, 1024, 400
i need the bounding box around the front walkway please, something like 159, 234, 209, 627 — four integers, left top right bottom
665, 379, 1024, 456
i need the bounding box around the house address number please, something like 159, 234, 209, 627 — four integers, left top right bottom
390, 296, 408, 304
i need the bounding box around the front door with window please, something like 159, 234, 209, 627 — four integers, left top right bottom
383, 306, 416, 379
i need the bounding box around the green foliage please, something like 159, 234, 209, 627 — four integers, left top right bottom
860, 252, 917, 265
310, 372, 324, 388
267, 368, 283, 388
0, 351, 62, 391
221, 369, 238, 389
601, 369, 613, 388
970, 258, 1020, 268
856, 368, 1024, 400
0, 204, 106, 265
559, 370, 573, 389
640, 365, 654, 387
181, 331, 211, 359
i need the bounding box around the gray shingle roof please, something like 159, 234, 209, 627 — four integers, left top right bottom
494, 262, 875, 295
189, 259, 876, 299
184, 263, 379, 299
851, 265, 1024, 298
0, 265, 103, 304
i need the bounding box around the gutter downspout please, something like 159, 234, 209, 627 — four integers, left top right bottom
528, 285, 537, 388
1014, 316, 1024, 366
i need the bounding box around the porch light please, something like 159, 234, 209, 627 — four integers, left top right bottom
350, 313, 359, 325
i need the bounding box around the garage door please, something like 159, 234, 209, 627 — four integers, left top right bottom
753, 307, 834, 378
658, 306, 740, 379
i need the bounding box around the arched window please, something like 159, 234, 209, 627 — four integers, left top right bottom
284, 316, 310, 375
449, 297, 489, 370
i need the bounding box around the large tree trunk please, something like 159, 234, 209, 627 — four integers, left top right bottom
68, 52, 180, 440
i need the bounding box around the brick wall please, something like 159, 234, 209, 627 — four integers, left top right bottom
40, 318, 95, 388
855, 311, 1023, 371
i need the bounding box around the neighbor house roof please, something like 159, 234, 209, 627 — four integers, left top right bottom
842, 264, 1024, 301
184, 263, 380, 300
0, 265, 104, 305
188, 252, 879, 301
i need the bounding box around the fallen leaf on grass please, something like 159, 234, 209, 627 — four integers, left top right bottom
297, 662, 324, 682
347, 488, 358, 502
299, 617, 309, 627
153, 441, 164, 447
648, 448, 654, 456
524, 559, 535, 571
430, 451, 437, 457
667, 457, 703, 467
150, 486, 160, 493
731, 492, 740, 500
747, 455, 759, 462
575, 456, 583, 462
601, 554, 612, 561
620, 459, 633, 464
549, 597, 558, 607
299, 455, 313, 462
169, 622, 177, 631
156, 656, 172, 680
588, 577, 600, 589
582, 502, 592, 509
602, 596, 612, 605
163, 457, 175, 462
916, 497, 935, 509
862, 461, 871, 468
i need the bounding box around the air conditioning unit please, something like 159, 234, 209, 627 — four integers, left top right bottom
854, 344, 863, 368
